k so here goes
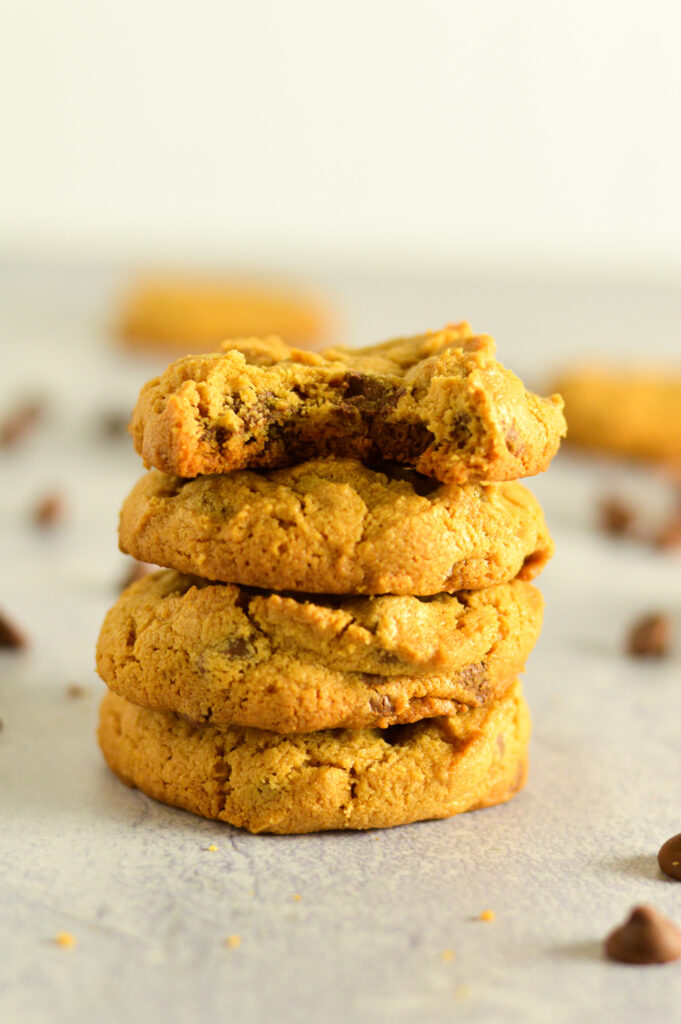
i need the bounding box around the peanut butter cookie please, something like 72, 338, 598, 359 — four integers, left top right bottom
98, 681, 530, 833
554, 366, 681, 463
119, 460, 553, 595
130, 324, 566, 483
118, 274, 329, 352
96, 571, 542, 732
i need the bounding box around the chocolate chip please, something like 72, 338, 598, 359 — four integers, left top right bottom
604, 905, 681, 964
658, 834, 681, 880
655, 516, 681, 550
0, 611, 26, 650
599, 496, 634, 536
626, 613, 672, 658
33, 492, 64, 527
369, 694, 395, 715
0, 399, 45, 448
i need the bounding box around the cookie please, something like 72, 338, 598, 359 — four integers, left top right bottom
130, 324, 566, 483
118, 275, 329, 352
96, 572, 542, 732
118, 460, 553, 595
554, 367, 681, 463
97, 680, 530, 833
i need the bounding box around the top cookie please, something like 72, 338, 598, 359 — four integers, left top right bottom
130, 324, 566, 483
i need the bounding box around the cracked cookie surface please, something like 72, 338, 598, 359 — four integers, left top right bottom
98, 681, 530, 833
119, 460, 553, 594
130, 324, 566, 483
96, 571, 542, 732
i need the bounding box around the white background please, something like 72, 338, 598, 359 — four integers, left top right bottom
3, 0, 681, 272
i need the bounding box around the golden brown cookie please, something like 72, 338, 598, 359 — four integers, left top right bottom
130, 324, 566, 483
97, 681, 530, 833
118, 460, 553, 595
118, 275, 329, 352
95, 572, 542, 732
554, 366, 681, 463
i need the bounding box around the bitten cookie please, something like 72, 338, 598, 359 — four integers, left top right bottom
96, 572, 542, 732
98, 681, 530, 833
130, 324, 566, 483
118, 275, 329, 352
554, 366, 681, 463
119, 460, 553, 595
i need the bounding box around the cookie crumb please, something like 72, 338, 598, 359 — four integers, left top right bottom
54, 931, 76, 949
33, 492, 64, 528
292, 893, 302, 902
598, 496, 634, 536
207, 844, 218, 852
441, 949, 455, 962
605, 905, 681, 964
479, 909, 495, 922
0, 610, 26, 650
225, 934, 241, 949
0, 399, 44, 448
626, 613, 672, 658
66, 684, 86, 699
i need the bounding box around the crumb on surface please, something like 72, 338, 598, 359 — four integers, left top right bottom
441, 949, 455, 962
54, 931, 76, 949
292, 893, 302, 902
66, 684, 86, 699
225, 934, 241, 949
479, 909, 495, 922
207, 844, 218, 852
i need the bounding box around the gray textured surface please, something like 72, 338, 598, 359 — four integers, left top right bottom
1, 265, 681, 1023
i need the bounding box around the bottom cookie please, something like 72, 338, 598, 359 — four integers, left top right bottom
98, 681, 530, 834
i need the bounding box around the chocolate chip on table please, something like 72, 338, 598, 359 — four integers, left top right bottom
604, 905, 681, 964
0, 399, 45, 448
598, 496, 634, 536
626, 613, 672, 658
0, 611, 26, 649
655, 515, 681, 550
33, 492, 64, 527
658, 834, 681, 880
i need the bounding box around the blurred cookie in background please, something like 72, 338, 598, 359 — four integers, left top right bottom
553, 366, 681, 465
117, 272, 333, 353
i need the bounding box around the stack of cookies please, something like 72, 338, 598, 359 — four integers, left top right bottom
96, 324, 566, 834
